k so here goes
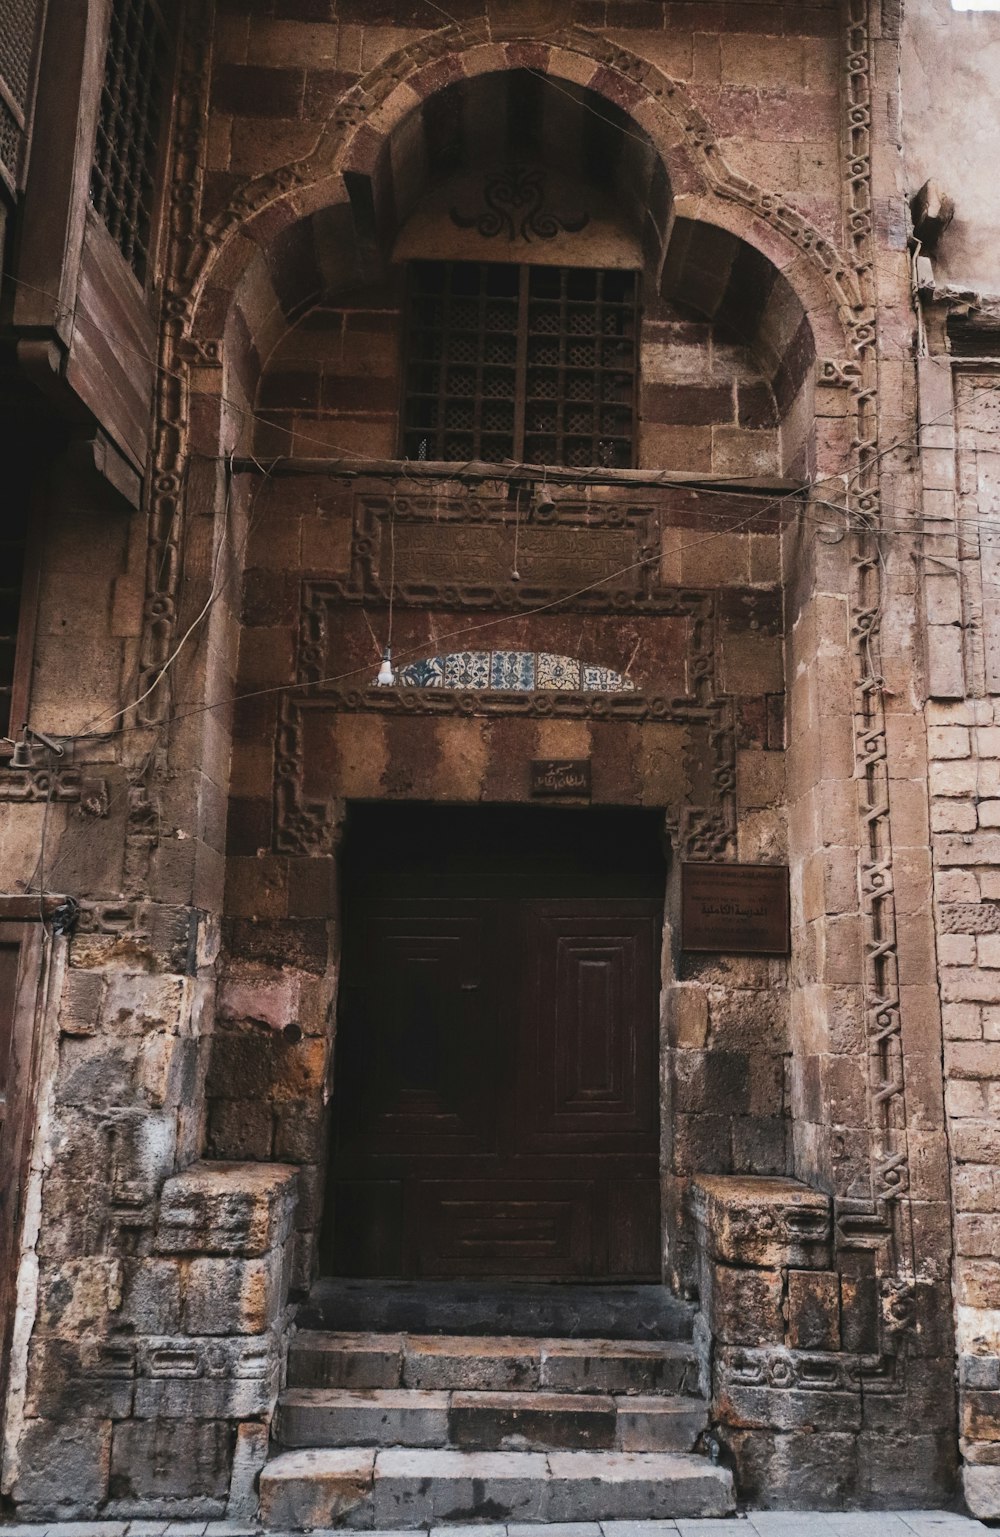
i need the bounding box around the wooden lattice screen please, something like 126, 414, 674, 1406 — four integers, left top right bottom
90, 0, 168, 283
403, 260, 638, 468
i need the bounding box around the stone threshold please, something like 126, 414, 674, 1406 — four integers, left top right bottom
0, 1513, 989, 1537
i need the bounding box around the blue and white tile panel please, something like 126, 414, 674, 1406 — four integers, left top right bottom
395, 650, 636, 693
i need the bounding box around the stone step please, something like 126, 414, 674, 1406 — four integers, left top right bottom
288, 1332, 701, 1397
276, 1387, 708, 1453
297, 1278, 696, 1340
258, 1446, 734, 1530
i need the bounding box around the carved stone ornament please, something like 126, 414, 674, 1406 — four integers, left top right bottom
450, 164, 591, 241
841, 0, 914, 1305
0, 765, 108, 806
273, 688, 737, 865
718, 1345, 903, 1396
316, 494, 676, 618
818, 358, 864, 388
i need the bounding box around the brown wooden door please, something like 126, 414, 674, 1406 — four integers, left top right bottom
325, 809, 664, 1280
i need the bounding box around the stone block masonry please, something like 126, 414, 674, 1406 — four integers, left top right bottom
6, 1128, 297, 1518
918, 352, 1000, 1520
690, 1175, 956, 1508
0, 0, 978, 1519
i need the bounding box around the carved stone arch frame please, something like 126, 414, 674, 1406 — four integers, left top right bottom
148, 0, 927, 1390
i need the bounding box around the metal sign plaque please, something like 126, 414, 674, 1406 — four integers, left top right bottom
681, 863, 790, 955
530, 759, 592, 798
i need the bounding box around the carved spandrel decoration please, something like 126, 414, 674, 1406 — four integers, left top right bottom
450, 164, 591, 241
273, 689, 737, 863
390, 521, 639, 593
283, 483, 739, 860
347, 495, 663, 608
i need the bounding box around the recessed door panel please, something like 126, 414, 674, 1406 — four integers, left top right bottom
336, 903, 498, 1157
519, 902, 659, 1151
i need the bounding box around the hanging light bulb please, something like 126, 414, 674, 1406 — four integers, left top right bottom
376, 648, 396, 687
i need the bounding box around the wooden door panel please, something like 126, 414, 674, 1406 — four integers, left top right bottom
609, 1177, 661, 1277
411, 1181, 597, 1277
518, 903, 660, 1152
328, 879, 663, 1279
336, 903, 499, 1159
328, 1180, 403, 1277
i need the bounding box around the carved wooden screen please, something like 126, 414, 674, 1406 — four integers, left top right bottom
0, 0, 44, 193
402, 260, 638, 468
90, 0, 168, 282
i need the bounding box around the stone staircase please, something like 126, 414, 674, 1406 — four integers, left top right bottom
259, 1284, 734, 1529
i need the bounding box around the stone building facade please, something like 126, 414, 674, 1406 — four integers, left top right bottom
0, 0, 996, 1522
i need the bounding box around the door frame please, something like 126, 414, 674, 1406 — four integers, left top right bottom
324, 800, 674, 1283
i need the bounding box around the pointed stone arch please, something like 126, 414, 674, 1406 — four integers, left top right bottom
181, 23, 861, 369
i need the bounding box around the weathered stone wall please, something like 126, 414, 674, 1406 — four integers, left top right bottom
216, 470, 791, 1299
903, 0, 1000, 293
0, 0, 973, 1519
913, 347, 1000, 1518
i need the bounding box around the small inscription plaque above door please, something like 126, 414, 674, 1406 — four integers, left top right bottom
531, 760, 592, 798
681, 863, 790, 955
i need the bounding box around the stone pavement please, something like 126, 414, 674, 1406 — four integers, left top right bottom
0, 1514, 990, 1537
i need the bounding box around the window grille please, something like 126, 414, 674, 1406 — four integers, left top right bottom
403, 261, 638, 468
0, 503, 29, 741
0, 0, 44, 192
90, 0, 168, 283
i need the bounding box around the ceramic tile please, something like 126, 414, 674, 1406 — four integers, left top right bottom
491, 651, 536, 690
444, 650, 490, 688
582, 663, 635, 693
537, 652, 582, 690
398, 649, 637, 693
398, 655, 445, 688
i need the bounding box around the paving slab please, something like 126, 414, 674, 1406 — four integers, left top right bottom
287, 1332, 405, 1390
372, 1448, 550, 1527
899, 1522, 990, 1536
403, 1337, 543, 1392
449, 1392, 617, 1451
427, 1526, 509, 1537
278, 1387, 451, 1448
509, 1525, 603, 1536
427, 1527, 510, 1537
544, 1452, 734, 1523
676, 1524, 748, 1537
600, 1522, 683, 1536
258, 1448, 375, 1531
53, 1528, 128, 1537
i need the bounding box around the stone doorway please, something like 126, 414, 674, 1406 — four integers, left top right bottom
323, 804, 666, 1281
